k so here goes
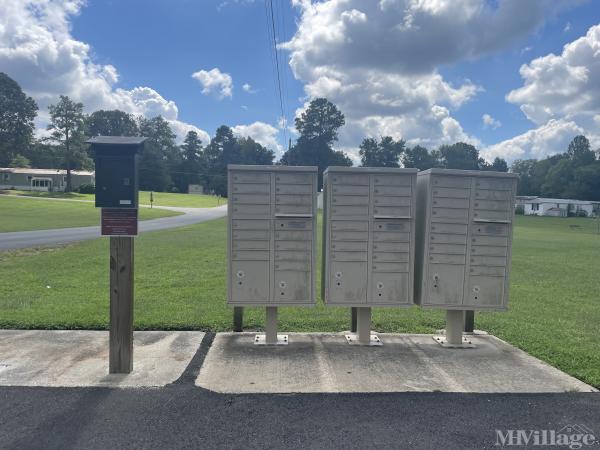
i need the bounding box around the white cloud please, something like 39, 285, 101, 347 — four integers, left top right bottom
231, 121, 283, 154
482, 113, 502, 129
488, 23, 600, 161
192, 68, 233, 99
564, 21, 572, 32
242, 83, 257, 94
0, 0, 209, 143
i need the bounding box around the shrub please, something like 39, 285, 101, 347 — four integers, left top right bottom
78, 183, 95, 194
515, 205, 524, 215
577, 209, 588, 218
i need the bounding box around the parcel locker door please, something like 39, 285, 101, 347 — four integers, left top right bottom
426, 263, 465, 306
274, 271, 310, 303
231, 261, 270, 303
463, 275, 505, 308
371, 273, 409, 304
329, 262, 368, 304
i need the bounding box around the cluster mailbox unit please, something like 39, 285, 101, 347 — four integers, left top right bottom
227, 165, 318, 344
415, 169, 518, 346
322, 167, 418, 345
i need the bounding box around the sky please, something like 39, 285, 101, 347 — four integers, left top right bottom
1, 0, 600, 164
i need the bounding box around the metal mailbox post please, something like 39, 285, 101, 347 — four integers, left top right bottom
414, 168, 518, 347
88, 136, 145, 374
227, 165, 318, 345
322, 167, 418, 345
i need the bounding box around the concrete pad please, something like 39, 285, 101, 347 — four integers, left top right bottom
196, 333, 596, 394
0, 330, 204, 387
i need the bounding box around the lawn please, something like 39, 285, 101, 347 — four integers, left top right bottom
0, 196, 180, 232
1, 189, 225, 208
0, 215, 599, 387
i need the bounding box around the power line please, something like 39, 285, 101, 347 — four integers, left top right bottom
266, 0, 288, 147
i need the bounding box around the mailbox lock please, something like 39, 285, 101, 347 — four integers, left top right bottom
473, 285, 480, 300
279, 281, 287, 289
236, 270, 245, 278
335, 271, 343, 279
377, 282, 384, 289
433, 274, 439, 288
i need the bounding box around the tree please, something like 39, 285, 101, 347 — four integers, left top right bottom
9, 154, 30, 168
570, 163, 600, 201
541, 159, 574, 198
137, 116, 176, 191
359, 136, 405, 167
176, 130, 204, 192
438, 142, 480, 170
402, 145, 439, 170
280, 98, 351, 187
0, 73, 38, 167
567, 135, 595, 166
86, 110, 139, 137
47, 95, 89, 191
237, 137, 275, 165
510, 159, 537, 195
490, 157, 508, 172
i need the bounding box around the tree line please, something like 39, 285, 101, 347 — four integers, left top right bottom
2, 71, 598, 199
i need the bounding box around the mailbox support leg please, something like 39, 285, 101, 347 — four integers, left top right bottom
345, 307, 382, 346
464, 310, 475, 333
254, 307, 288, 345
233, 307, 244, 332
109, 236, 134, 374
433, 310, 474, 348
351, 307, 357, 333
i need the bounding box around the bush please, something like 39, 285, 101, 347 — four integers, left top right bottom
577, 210, 588, 218
78, 183, 95, 194
515, 205, 524, 215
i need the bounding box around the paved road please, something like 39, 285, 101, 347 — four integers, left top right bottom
0, 205, 227, 250
0, 334, 599, 449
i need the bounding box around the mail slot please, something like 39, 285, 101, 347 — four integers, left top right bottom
323, 167, 417, 306
415, 168, 517, 310
228, 165, 317, 306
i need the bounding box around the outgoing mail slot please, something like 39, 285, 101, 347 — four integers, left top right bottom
372, 242, 409, 252
472, 223, 509, 236
332, 195, 370, 206
231, 172, 270, 183
231, 183, 269, 194
374, 185, 411, 196
275, 173, 312, 184
471, 245, 508, 257
430, 243, 466, 255
431, 176, 471, 189
430, 233, 467, 245
331, 241, 368, 251
372, 262, 409, 273
332, 251, 368, 261
372, 252, 408, 262
231, 219, 270, 230
275, 219, 313, 230
232, 204, 270, 217
332, 185, 370, 195
231, 194, 270, 204
276, 184, 313, 195
374, 221, 408, 232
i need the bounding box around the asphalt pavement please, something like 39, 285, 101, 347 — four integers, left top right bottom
0, 205, 227, 250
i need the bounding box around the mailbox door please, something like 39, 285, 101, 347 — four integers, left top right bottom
95, 155, 137, 208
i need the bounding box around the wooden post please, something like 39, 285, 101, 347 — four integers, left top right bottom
109, 236, 134, 374
233, 307, 244, 332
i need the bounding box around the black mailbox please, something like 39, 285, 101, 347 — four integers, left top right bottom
87, 136, 146, 208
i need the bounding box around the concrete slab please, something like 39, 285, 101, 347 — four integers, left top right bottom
196, 333, 596, 394
0, 330, 204, 387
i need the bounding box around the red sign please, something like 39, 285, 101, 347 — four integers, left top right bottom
101, 208, 138, 236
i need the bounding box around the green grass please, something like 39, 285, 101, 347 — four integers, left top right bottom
0, 215, 599, 387
0, 196, 180, 232
1, 189, 225, 208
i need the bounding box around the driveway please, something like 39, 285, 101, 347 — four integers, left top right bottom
0, 205, 227, 250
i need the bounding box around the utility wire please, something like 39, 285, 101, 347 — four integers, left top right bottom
266, 0, 288, 147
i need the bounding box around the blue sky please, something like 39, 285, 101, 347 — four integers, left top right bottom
2, 0, 600, 163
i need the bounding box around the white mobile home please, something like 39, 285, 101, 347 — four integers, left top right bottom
517, 196, 597, 217
0, 168, 95, 192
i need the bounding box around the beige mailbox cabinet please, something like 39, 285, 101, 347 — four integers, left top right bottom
322, 167, 418, 308
228, 165, 318, 308
415, 168, 518, 312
